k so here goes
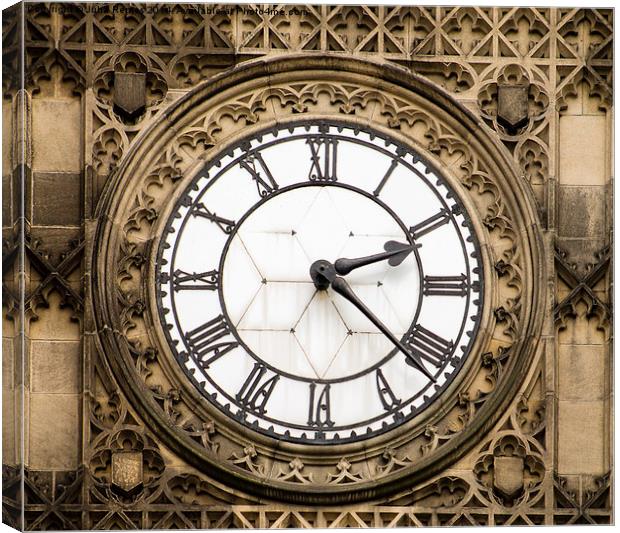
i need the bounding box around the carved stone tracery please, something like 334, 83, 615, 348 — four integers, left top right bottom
88, 54, 545, 505
2, 3, 612, 527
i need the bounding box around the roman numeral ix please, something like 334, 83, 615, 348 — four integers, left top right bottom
172, 269, 219, 291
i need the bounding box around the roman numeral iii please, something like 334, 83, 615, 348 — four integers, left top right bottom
423, 274, 469, 297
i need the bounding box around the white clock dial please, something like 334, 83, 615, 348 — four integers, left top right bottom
157, 122, 483, 443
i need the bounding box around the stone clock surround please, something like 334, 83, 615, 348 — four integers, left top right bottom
90, 55, 545, 504
155, 123, 483, 443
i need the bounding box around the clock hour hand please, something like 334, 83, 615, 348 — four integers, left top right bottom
330, 276, 436, 382
334, 240, 416, 276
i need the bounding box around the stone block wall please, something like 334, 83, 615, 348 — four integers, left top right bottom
2, 3, 613, 528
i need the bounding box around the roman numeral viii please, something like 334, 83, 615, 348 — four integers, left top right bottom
307, 136, 338, 181
404, 325, 453, 368
184, 315, 238, 368
423, 273, 468, 297
236, 363, 279, 415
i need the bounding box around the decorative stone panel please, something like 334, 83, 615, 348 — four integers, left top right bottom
1, 3, 612, 529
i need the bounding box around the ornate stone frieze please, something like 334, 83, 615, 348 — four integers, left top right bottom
88, 55, 545, 505
2, 3, 612, 527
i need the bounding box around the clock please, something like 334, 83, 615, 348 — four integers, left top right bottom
156, 121, 483, 444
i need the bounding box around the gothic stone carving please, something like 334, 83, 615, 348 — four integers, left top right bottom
90, 55, 545, 505
2, 4, 612, 527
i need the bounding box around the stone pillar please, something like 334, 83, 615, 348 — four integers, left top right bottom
25, 76, 84, 472
556, 80, 611, 487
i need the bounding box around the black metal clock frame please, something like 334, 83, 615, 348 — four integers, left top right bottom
155, 120, 484, 444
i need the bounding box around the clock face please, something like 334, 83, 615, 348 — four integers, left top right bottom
156, 122, 483, 444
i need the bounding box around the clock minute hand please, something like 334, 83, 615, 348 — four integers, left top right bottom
334, 240, 416, 276
330, 276, 436, 382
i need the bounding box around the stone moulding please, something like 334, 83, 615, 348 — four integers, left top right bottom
91, 54, 545, 505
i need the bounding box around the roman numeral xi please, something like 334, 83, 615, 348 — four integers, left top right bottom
240, 152, 279, 197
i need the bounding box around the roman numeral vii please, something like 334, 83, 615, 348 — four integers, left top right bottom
236, 363, 279, 415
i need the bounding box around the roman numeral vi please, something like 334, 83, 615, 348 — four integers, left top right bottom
307, 383, 334, 427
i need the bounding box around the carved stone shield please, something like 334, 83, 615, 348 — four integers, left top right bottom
111, 451, 143, 494
113, 72, 146, 116
497, 84, 529, 130
493, 456, 524, 497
